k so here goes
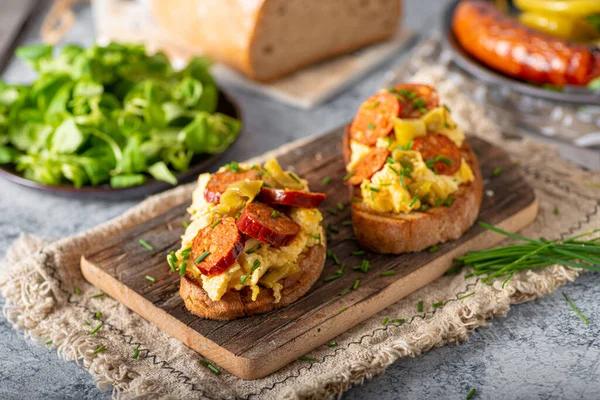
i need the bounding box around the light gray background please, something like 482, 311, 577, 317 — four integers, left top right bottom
1, 1, 599, 399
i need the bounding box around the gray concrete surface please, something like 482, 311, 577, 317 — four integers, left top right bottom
1, 1, 599, 399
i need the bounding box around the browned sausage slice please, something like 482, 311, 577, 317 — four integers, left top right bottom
236, 202, 301, 247
412, 133, 462, 176
257, 187, 326, 208
347, 148, 390, 186
192, 217, 245, 277
350, 92, 400, 146
204, 169, 262, 203
392, 84, 439, 119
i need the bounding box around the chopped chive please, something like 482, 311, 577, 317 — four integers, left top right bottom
387, 87, 397, 93
326, 207, 338, 216
382, 317, 389, 326
367, 123, 375, 130
366, 100, 380, 109
235, 212, 241, 220
434, 198, 443, 207
467, 388, 477, 399
84, 322, 91, 326
433, 301, 443, 308
246, 247, 256, 254
369, 187, 380, 192
199, 360, 222, 375
352, 250, 365, 256
360, 259, 371, 273
339, 307, 348, 314
554, 206, 560, 215
409, 196, 419, 207
94, 345, 106, 354
182, 221, 190, 228
288, 172, 301, 184
337, 202, 345, 211
340, 288, 351, 296
492, 167, 502, 177
90, 293, 105, 299
351, 197, 362, 203
139, 239, 154, 251
443, 104, 451, 113
74, 285, 81, 295
353, 279, 361, 290
386, 157, 396, 164
195, 251, 210, 264
342, 220, 353, 226
445, 197, 455, 207
381, 270, 396, 276
133, 349, 140, 359
46, 340, 53, 345
412, 98, 426, 108
240, 274, 248, 285
94, 311, 102, 319
209, 219, 222, 229
417, 301, 424, 312
251, 259, 261, 273
328, 224, 340, 234
328, 341, 338, 347
343, 171, 356, 182
391, 318, 406, 324
298, 356, 317, 361
325, 274, 341, 282
458, 292, 476, 300
428, 245, 439, 253
270, 210, 281, 218
563, 292, 589, 324
89, 323, 103, 335
321, 176, 332, 185
168, 251, 177, 271
145, 275, 156, 283
179, 262, 187, 276
181, 247, 192, 258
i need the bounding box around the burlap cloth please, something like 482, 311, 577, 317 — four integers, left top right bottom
2, 44, 600, 400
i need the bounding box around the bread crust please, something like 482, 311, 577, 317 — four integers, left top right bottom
342, 125, 483, 254
180, 240, 326, 320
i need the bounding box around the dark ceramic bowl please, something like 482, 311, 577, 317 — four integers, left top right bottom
442, 0, 600, 105
0, 91, 242, 200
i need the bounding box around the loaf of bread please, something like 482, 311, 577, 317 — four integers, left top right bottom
150, 0, 402, 82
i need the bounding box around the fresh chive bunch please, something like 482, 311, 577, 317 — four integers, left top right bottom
452, 222, 600, 286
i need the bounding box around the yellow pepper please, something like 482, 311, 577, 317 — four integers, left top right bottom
514, 0, 600, 18
518, 11, 599, 41
393, 118, 426, 147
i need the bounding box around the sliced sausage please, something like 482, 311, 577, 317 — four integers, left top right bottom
412, 133, 462, 176
349, 92, 400, 146
257, 187, 326, 208
236, 202, 301, 247
192, 217, 245, 277
204, 169, 262, 203
347, 148, 390, 186
392, 83, 439, 118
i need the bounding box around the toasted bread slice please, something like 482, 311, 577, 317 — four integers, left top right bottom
180, 240, 326, 320
342, 126, 483, 254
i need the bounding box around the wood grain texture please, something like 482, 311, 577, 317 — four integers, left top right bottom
81, 126, 538, 379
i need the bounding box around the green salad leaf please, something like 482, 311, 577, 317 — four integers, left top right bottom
0, 42, 241, 188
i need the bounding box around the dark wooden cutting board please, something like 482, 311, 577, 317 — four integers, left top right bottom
81, 127, 537, 379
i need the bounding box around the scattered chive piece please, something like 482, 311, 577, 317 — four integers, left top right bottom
139, 239, 154, 251
467, 388, 477, 399
337, 202, 345, 211
386, 157, 396, 164
94, 345, 106, 354
89, 323, 103, 335
326, 208, 338, 216
353, 279, 361, 290
288, 172, 301, 184
251, 259, 261, 273
428, 245, 439, 253
554, 206, 560, 215
339, 307, 348, 314
209, 219, 222, 229
168, 251, 177, 271
367, 123, 375, 130
95, 311, 102, 319
417, 301, 424, 312
351, 197, 362, 203
412, 98, 426, 108
235, 212, 241, 220
563, 292, 589, 325
342, 220, 353, 226
434, 198, 443, 207
90, 293, 105, 299
391, 318, 406, 324
74, 285, 81, 295
381, 271, 396, 277
46, 340, 53, 345
239, 274, 248, 285
369, 187, 380, 193
382, 317, 389, 326
492, 167, 502, 177
328, 224, 340, 234
340, 288, 351, 296
182, 221, 190, 228
133, 349, 140, 359
443, 104, 452, 113
458, 292, 476, 300
84, 322, 91, 326
145, 275, 156, 283
178, 262, 187, 277
298, 356, 317, 361
325, 274, 342, 282
445, 197, 455, 207
433, 301, 443, 308
409, 196, 419, 207
199, 360, 222, 375
195, 251, 210, 264
321, 176, 332, 185
328, 342, 337, 347
270, 210, 281, 218
352, 250, 365, 256
181, 247, 192, 258
343, 171, 356, 182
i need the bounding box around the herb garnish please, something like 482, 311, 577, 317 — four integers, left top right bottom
467, 388, 477, 399
133, 349, 140, 359
90, 323, 103, 335
179, 262, 187, 276
195, 251, 210, 264
145, 275, 156, 283
209, 219, 222, 229
298, 356, 317, 362
391, 318, 406, 324
340, 288, 351, 296
367, 123, 375, 130
94, 345, 106, 354
337, 202, 345, 211
288, 172, 301, 184
326, 207, 338, 216
270, 210, 281, 218
352, 250, 365, 256
343, 171, 356, 182
46, 340, 53, 345
417, 301, 424, 312
199, 360, 222, 375
563, 292, 589, 325
458, 292, 475, 300
322, 176, 332, 185
328, 342, 338, 347
353, 279, 361, 290
251, 259, 261, 273
428, 245, 438, 253
139, 239, 154, 251
74, 285, 81, 295
432, 301, 443, 308
408, 196, 419, 207
90, 293, 105, 299
240, 274, 248, 285
382, 317, 389, 326
381, 271, 396, 276
182, 221, 190, 228
492, 167, 502, 176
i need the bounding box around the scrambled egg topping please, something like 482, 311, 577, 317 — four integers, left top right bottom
177, 167, 323, 302
348, 106, 474, 214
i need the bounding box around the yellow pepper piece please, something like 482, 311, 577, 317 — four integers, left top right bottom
393, 118, 426, 147
215, 180, 263, 215
514, 0, 600, 18
519, 12, 599, 41
260, 262, 300, 288
263, 157, 304, 190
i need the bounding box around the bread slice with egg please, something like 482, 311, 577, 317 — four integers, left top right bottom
342, 126, 483, 254
180, 242, 325, 320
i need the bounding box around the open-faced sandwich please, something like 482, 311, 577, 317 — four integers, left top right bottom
170, 158, 326, 320
343, 83, 483, 254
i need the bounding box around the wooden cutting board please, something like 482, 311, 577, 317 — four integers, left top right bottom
81, 127, 538, 379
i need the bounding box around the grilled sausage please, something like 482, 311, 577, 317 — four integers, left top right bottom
257, 187, 326, 208
236, 202, 301, 247
192, 217, 245, 276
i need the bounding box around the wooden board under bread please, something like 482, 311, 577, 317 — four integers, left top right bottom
81, 126, 538, 379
